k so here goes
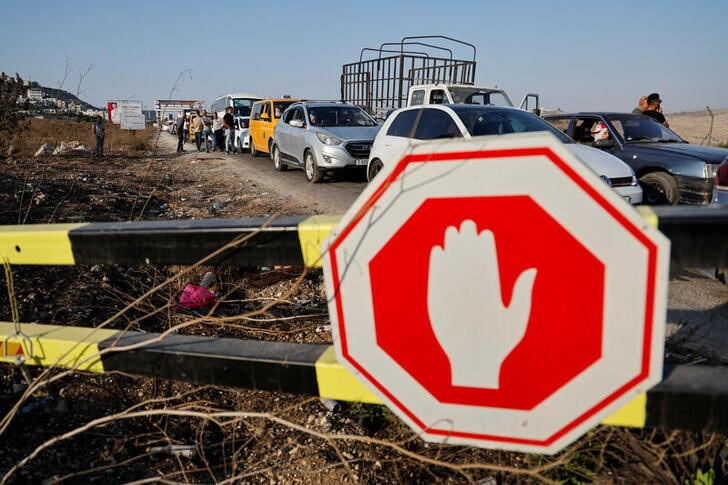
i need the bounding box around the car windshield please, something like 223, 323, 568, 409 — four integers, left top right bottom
451, 106, 573, 143
273, 101, 295, 118
449, 87, 512, 107
233, 98, 256, 117
307, 106, 376, 127
608, 115, 685, 143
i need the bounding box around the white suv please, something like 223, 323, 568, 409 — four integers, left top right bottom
367, 105, 643, 204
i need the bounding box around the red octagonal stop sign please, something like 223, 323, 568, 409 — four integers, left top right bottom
322, 133, 669, 454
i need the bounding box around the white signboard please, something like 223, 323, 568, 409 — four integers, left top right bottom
112, 101, 144, 130
120, 113, 145, 130
322, 132, 669, 454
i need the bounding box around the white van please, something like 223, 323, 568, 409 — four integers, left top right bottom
210, 93, 264, 151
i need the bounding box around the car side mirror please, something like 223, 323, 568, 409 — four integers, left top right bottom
592, 138, 615, 149
289, 119, 304, 128
261, 113, 270, 121
531, 108, 542, 117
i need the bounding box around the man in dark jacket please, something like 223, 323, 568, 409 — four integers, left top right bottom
641, 93, 669, 127
223, 106, 236, 153
175, 113, 186, 153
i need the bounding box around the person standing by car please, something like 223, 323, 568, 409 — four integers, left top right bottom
642, 93, 670, 127
223, 106, 235, 153
190, 115, 205, 152
191, 113, 205, 151
183, 115, 190, 143
201, 110, 213, 152
212, 112, 223, 151
175, 112, 185, 153
631, 95, 648, 115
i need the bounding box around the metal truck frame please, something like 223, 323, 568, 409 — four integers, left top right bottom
340, 35, 477, 116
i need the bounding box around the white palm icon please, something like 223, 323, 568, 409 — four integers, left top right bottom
427, 220, 537, 389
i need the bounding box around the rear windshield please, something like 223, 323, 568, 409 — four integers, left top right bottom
307, 106, 376, 127
449, 87, 512, 107
232, 98, 256, 117
451, 106, 572, 143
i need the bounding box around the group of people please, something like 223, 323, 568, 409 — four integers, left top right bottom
632, 92, 669, 127
175, 106, 237, 154
590, 92, 670, 142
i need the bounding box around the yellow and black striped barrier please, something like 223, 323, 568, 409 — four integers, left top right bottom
1, 321, 726, 433
2, 206, 728, 267
0, 215, 340, 268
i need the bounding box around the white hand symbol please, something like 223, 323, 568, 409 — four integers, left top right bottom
427, 220, 537, 389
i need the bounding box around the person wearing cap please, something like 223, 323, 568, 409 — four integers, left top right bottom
631, 95, 648, 115
642, 93, 669, 127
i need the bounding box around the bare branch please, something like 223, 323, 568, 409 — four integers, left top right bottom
75, 63, 95, 98
57, 56, 72, 90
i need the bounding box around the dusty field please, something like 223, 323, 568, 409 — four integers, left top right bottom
667, 108, 728, 146
0, 119, 726, 483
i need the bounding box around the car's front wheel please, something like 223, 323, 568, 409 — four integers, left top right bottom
272, 145, 287, 172
367, 159, 384, 182
250, 137, 259, 157
640, 172, 679, 205
304, 150, 323, 183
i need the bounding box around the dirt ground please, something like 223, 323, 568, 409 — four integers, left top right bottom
667, 108, 728, 146
0, 120, 726, 483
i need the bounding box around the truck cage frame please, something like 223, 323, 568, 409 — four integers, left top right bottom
340, 35, 477, 116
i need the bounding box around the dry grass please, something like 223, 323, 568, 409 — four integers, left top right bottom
668, 108, 728, 146
12, 118, 156, 157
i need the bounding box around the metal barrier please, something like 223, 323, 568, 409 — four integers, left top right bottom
1, 205, 728, 434
1, 321, 726, 433
3, 206, 728, 267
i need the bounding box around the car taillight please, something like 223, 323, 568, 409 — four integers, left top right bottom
716, 159, 728, 186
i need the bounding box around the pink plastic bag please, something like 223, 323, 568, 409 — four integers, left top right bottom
179, 284, 217, 309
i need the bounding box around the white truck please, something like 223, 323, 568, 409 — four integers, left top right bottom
405, 83, 541, 116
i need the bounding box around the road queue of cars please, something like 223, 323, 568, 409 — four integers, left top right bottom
211, 93, 263, 152
270, 101, 380, 182
248, 98, 299, 157
366, 104, 643, 205
544, 112, 728, 205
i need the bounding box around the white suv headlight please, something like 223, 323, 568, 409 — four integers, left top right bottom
316, 132, 343, 146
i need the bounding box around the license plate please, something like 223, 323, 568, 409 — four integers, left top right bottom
355, 159, 368, 166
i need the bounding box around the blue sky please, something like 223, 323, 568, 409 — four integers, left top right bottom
2, 0, 726, 113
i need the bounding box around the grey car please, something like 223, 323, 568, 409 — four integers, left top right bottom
271, 102, 380, 182
545, 112, 728, 205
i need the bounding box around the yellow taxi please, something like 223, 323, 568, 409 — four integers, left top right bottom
248, 98, 299, 157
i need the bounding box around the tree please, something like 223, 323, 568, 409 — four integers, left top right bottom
0, 72, 28, 154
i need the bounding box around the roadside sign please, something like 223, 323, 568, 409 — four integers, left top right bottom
322, 132, 669, 454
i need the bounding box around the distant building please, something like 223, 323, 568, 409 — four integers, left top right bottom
27, 88, 43, 100
154, 99, 204, 121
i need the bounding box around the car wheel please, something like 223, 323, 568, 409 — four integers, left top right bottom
272, 145, 287, 172
639, 172, 679, 205
236, 137, 242, 153
304, 150, 323, 183
367, 159, 384, 182
250, 137, 259, 157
